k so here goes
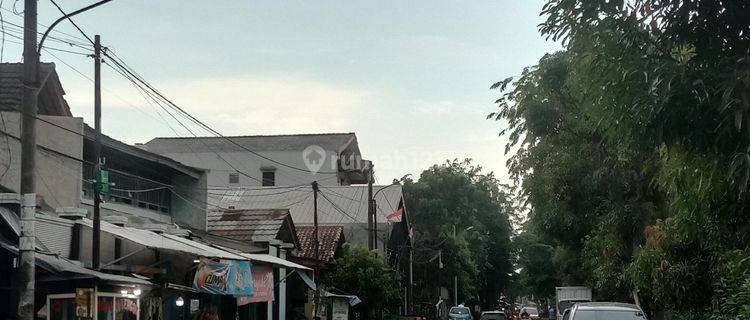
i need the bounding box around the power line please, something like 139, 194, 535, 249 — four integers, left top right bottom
101, 50, 338, 175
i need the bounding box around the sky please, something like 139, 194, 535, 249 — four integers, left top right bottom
1, 0, 560, 184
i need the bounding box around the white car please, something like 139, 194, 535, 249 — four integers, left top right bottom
479, 311, 507, 320
568, 302, 647, 320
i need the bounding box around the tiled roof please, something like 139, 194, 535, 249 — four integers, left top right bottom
208, 185, 404, 248
295, 225, 344, 262
143, 133, 357, 153
0, 63, 71, 116
207, 208, 292, 243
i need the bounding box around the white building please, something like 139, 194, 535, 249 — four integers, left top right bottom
140, 133, 370, 188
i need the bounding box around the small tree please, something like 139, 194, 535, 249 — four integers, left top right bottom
324, 247, 401, 318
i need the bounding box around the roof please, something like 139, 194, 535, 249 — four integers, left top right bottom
206, 208, 299, 245
295, 225, 345, 262
210, 184, 404, 224
209, 184, 404, 248
0, 63, 72, 116
0, 238, 152, 285
575, 302, 642, 311
77, 218, 247, 260
77, 218, 309, 270
83, 124, 205, 179
142, 132, 358, 153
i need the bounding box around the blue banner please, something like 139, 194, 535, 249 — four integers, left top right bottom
193, 259, 254, 296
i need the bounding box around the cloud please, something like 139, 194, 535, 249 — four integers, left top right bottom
161, 76, 368, 135
65, 75, 369, 137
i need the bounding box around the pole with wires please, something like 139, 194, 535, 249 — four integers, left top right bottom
92, 34, 102, 269
367, 163, 375, 250
312, 181, 319, 262
16, 0, 38, 319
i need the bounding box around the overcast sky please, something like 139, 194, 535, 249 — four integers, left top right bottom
1, 0, 559, 184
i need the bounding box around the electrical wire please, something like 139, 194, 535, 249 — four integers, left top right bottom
101, 49, 339, 175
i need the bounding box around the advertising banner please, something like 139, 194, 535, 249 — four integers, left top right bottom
193, 259, 254, 296
236, 266, 274, 305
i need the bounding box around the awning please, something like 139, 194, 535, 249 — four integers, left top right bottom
0, 238, 151, 286
77, 219, 246, 260
323, 290, 362, 306
239, 252, 311, 271
79, 219, 311, 270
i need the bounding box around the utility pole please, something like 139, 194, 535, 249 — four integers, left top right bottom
92, 35, 103, 269
453, 225, 458, 306
17, 0, 38, 318
367, 164, 375, 250
312, 181, 319, 262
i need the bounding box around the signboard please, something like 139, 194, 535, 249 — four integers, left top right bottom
96, 170, 109, 193
237, 265, 274, 305
193, 259, 254, 296
75, 288, 94, 319
331, 298, 349, 320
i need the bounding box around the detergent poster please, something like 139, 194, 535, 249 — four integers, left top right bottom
193, 259, 254, 296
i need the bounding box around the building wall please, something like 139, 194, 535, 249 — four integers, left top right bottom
0, 112, 83, 208
156, 150, 341, 187
171, 172, 208, 230
36, 214, 74, 257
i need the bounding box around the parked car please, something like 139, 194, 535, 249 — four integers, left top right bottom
562, 309, 571, 320
568, 302, 647, 320
479, 311, 507, 320
449, 306, 473, 320
519, 307, 540, 320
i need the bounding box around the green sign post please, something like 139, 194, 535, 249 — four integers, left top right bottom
96, 170, 109, 193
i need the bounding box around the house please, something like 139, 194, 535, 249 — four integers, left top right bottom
0, 63, 83, 209
292, 225, 345, 269
139, 133, 370, 187
207, 184, 411, 266
0, 62, 314, 320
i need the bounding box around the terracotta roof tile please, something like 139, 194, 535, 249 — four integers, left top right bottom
207, 209, 290, 243
295, 225, 344, 262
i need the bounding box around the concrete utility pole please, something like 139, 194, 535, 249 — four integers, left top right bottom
17, 0, 38, 318
453, 225, 458, 306
312, 181, 319, 261
367, 164, 375, 250
92, 34, 102, 269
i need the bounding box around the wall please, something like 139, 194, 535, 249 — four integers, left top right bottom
36, 214, 74, 257
156, 150, 341, 188
171, 171, 208, 230
0, 112, 83, 208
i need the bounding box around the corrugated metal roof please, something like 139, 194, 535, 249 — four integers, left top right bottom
295, 225, 344, 262
77, 219, 247, 260
77, 219, 309, 270
0, 238, 152, 285
143, 133, 357, 153
208, 185, 403, 248
209, 185, 404, 225
0, 206, 19, 236
206, 208, 289, 243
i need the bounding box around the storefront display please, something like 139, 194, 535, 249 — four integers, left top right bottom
48, 292, 140, 320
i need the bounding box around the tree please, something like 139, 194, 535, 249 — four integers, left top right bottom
404, 159, 514, 309
324, 247, 401, 318
490, 1, 750, 318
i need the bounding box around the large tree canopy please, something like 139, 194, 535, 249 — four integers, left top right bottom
405, 159, 514, 309
491, 1, 750, 319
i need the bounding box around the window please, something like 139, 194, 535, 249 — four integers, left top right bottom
229, 173, 239, 184
262, 171, 275, 186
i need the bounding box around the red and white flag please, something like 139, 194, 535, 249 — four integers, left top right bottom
386, 208, 404, 221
